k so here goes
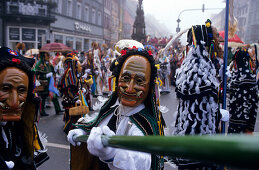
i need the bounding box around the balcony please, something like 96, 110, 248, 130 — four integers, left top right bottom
1, 1, 56, 24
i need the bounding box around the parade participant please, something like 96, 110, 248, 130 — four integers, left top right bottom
92, 42, 103, 96
34, 52, 63, 116
0, 47, 49, 169
59, 52, 82, 134
172, 21, 227, 168
228, 49, 258, 134
67, 42, 165, 170
82, 50, 94, 111
158, 53, 171, 94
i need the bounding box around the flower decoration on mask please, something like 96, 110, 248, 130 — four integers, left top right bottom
121, 50, 127, 56
12, 58, 21, 64
148, 50, 153, 56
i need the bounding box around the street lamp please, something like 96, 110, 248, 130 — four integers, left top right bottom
176, 4, 223, 33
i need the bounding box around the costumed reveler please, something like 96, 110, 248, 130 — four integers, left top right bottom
228, 49, 258, 134
158, 52, 171, 94
67, 40, 165, 170
92, 42, 103, 96
34, 52, 63, 116
172, 22, 225, 169
59, 53, 82, 134
0, 47, 49, 169
82, 50, 94, 111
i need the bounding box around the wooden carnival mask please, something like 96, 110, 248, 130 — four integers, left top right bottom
0, 67, 29, 121
118, 55, 151, 107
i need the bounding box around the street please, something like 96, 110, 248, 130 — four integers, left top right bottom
38, 86, 259, 170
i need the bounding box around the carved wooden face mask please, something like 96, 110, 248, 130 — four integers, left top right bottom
118, 55, 151, 107
0, 67, 29, 121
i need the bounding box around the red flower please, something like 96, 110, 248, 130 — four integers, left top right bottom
121, 50, 127, 56
12, 58, 21, 64
132, 46, 137, 49
148, 50, 152, 56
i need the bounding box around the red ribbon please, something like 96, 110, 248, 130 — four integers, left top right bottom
12, 58, 21, 64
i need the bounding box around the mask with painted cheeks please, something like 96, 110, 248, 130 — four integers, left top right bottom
118, 55, 151, 107
0, 67, 29, 121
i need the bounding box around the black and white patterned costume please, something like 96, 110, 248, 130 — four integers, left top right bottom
228, 49, 258, 133
174, 25, 221, 135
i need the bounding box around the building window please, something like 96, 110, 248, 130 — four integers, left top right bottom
54, 34, 63, 43
76, 38, 82, 51
9, 28, 20, 41
84, 39, 89, 51
97, 11, 101, 25
38, 29, 46, 49
22, 28, 36, 41
84, 6, 89, 22
58, 0, 62, 13
92, 9, 96, 24
76, 2, 81, 19
67, 0, 72, 17
66, 36, 74, 48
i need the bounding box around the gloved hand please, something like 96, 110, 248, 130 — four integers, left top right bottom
5, 161, 14, 169
67, 128, 86, 146
220, 109, 230, 122
46, 72, 53, 78
87, 126, 116, 162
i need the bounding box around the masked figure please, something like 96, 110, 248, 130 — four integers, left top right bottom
173, 22, 224, 169
228, 49, 258, 134
34, 52, 63, 116
0, 47, 49, 169
67, 42, 165, 170
59, 53, 82, 134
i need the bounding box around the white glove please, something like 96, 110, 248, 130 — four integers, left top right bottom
87, 126, 116, 162
220, 109, 230, 122
82, 73, 88, 79
67, 128, 87, 146
5, 161, 14, 169
35, 79, 41, 87
46, 72, 53, 78
82, 88, 86, 94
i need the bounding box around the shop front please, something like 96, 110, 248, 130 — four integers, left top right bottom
51, 15, 104, 52
7, 26, 48, 51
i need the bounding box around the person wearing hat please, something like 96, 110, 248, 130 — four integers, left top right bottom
59, 52, 83, 134
34, 52, 63, 116
67, 41, 165, 170
228, 49, 258, 134
172, 21, 228, 169
0, 47, 49, 169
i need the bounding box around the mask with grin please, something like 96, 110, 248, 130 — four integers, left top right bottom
0, 67, 29, 121
118, 55, 151, 107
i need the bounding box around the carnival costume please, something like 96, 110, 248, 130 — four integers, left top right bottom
67, 43, 165, 170
82, 51, 94, 110
172, 21, 227, 169
34, 52, 62, 116
59, 53, 81, 134
174, 23, 221, 136
0, 47, 49, 169
228, 49, 258, 134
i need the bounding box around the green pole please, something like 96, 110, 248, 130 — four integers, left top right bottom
75, 135, 259, 169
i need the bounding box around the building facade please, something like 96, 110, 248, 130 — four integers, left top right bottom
103, 0, 112, 46
51, 0, 104, 51
211, 0, 259, 44
0, 0, 56, 50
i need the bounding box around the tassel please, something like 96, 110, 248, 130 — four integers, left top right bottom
112, 77, 116, 92
192, 27, 197, 48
